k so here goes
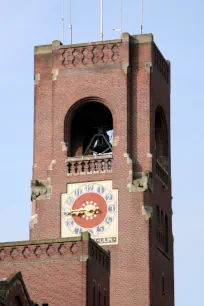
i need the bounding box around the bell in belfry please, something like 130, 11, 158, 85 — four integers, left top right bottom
84, 126, 112, 156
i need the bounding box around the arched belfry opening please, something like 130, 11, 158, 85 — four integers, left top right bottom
155, 107, 169, 171
66, 100, 113, 157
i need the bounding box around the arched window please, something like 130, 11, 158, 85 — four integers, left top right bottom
65, 100, 113, 157
155, 107, 168, 171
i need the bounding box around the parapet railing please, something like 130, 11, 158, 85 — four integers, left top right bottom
66, 154, 113, 176
156, 159, 168, 187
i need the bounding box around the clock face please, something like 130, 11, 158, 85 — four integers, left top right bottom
61, 181, 118, 245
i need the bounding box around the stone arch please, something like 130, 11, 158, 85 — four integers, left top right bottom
64, 97, 114, 157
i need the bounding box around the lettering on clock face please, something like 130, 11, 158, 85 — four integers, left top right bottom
62, 182, 117, 238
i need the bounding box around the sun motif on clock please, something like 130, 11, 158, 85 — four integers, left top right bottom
61, 181, 118, 245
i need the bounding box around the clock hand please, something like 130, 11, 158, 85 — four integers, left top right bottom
69, 208, 85, 216
69, 206, 100, 216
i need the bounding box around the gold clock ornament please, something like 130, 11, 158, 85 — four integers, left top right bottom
61, 181, 118, 245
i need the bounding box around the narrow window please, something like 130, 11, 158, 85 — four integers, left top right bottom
93, 280, 96, 306
165, 215, 169, 253
156, 206, 160, 242
161, 211, 165, 245
155, 107, 169, 172
162, 273, 165, 295
98, 285, 101, 306
156, 206, 160, 223
103, 289, 107, 306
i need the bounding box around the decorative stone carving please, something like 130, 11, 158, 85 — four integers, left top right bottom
61, 48, 75, 68
132, 171, 152, 192
0, 249, 5, 260
103, 45, 114, 63
10, 248, 18, 259
73, 48, 84, 66
46, 245, 55, 257
29, 214, 38, 229
22, 247, 30, 259
83, 47, 94, 65
31, 180, 51, 201
60, 43, 120, 68
93, 46, 103, 63
34, 246, 42, 258
58, 244, 66, 255
70, 243, 79, 254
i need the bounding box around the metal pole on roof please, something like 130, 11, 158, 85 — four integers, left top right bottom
100, 0, 104, 41
69, 0, 73, 44
120, 0, 123, 34
62, 0, 64, 43
140, 0, 144, 34
113, 0, 123, 35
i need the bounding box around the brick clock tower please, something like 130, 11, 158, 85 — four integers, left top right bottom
31, 33, 174, 306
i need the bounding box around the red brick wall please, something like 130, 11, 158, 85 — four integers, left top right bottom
150, 44, 174, 306
87, 239, 110, 306
30, 34, 174, 306
0, 236, 88, 306
0, 234, 110, 306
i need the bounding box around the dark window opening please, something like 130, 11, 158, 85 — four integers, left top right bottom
98, 284, 101, 306
13, 297, 22, 306
156, 207, 169, 254
156, 206, 160, 223
103, 289, 107, 306
93, 280, 96, 306
162, 273, 165, 295
165, 215, 169, 253
155, 107, 169, 172
68, 102, 113, 157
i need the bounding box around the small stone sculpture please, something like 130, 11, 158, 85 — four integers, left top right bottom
133, 171, 152, 192
31, 180, 47, 201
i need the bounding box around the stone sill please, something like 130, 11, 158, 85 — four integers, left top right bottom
66, 154, 113, 163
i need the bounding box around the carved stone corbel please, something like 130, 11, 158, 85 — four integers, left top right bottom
31, 179, 51, 201
132, 171, 152, 192
142, 206, 153, 220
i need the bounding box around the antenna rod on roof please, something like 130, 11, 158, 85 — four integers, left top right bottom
140, 0, 143, 34
69, 0, 73, 44
113, 0, 123, 35
100, 0, 104, 41
62, 0, 64, 43
120, 0, 123, 34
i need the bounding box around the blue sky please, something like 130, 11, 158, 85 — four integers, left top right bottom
0, 1, 203, 305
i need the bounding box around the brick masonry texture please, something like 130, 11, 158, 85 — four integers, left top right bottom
0, 234, 110, 306
28, 33, 174, 306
